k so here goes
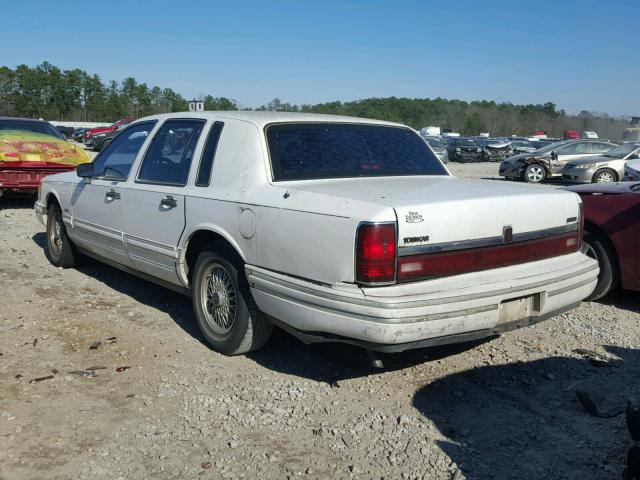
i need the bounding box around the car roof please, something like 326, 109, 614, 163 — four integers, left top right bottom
132, 111, 406, 129
0, 116, 52, 124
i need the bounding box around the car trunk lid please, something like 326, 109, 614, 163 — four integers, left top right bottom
290, 176, 582, 281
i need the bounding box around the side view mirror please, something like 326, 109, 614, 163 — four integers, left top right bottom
551, 151, 558, 161
629, 154, 639, 160
77, 163, 94, 178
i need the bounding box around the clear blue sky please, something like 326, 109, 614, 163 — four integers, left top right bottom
4, 0, 639, 115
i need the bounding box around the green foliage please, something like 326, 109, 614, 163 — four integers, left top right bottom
267, 97, 629, 139
0, 62, 629, 140
0, 62, 238, 122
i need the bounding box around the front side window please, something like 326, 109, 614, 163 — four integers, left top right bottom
536, 141, 565, 154
555, 143, 580, 155
138, 120, 205, 186
267, 123, 448, 181
92, 122, 155, 180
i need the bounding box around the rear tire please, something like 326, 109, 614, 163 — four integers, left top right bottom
191, 245, 272, 355
592, 168, 617, 184
523, 164, 546, 183
45, 203, 79, 268
582, 229, 619, 300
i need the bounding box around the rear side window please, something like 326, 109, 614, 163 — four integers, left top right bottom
574, 142, 591, 154
196, 121, 224, 187
590, 142, 614, 154
267, 123, 448, 181
92, 122, 155, 180
138, 119, 205, 186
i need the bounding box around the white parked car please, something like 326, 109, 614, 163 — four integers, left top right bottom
35, 112, 598, 356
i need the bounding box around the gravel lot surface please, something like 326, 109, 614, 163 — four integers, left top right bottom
1, 161, 638, 479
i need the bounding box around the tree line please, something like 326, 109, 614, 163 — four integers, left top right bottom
0, 62, 630, 139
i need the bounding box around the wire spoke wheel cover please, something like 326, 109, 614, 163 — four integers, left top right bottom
200, 263, 238, 335
48, 211, 63, 257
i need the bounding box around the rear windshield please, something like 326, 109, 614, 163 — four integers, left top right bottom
267, 123, 447, 181
0, 119, 62, 139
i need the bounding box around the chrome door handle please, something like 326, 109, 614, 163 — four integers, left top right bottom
160, 195, 177, 209
105, 189, 121, 200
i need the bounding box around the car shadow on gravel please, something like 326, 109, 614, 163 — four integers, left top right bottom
412, 345, 640, 479
592, 289, 640, 314
30, 230, 493, 376
248, 329, 494, 384
31, 232, 203, 342
0, 193, 37, 210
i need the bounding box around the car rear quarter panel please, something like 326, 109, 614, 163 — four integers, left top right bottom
253, 189, 394, 284
180, 119, 396, 287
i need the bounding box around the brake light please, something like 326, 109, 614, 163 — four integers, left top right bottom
578, 202, 584, 248
355, 223, 396, 285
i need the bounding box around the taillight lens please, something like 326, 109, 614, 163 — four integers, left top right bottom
355, 223, 396, 285
578, 202, 584, 247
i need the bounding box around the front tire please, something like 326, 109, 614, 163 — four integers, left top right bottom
523, 164, 546, 183
191, 246, 272, 355
582, 229, 619, 300
45, 203, 79, 268
592, 168, 617, 184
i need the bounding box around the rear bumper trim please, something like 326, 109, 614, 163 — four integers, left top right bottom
398, 223, 578, 256
273, 302, 581, 353
247, 253, 598, 347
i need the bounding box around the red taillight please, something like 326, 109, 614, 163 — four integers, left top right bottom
355, 223, 396, 285
578, 203, 584, 247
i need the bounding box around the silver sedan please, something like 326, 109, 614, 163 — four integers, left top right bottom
562, 142, 640, 183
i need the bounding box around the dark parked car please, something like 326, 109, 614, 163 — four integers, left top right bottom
72, 128, 87, 142
447, 137, 486, 162
566, 182, 640, 299
91, 122, 130, 151
55, 126, 74, 139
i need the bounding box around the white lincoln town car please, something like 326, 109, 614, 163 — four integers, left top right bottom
35, 112, 598, 356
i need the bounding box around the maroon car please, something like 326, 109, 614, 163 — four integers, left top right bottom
566, 182, 640, 299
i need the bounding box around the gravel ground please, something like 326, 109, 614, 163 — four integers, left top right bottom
0, 161, 638, 480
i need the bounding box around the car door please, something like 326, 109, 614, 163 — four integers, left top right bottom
122, 119, 205, 284
550, 142, 589, 174
70, 122, 155, 266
